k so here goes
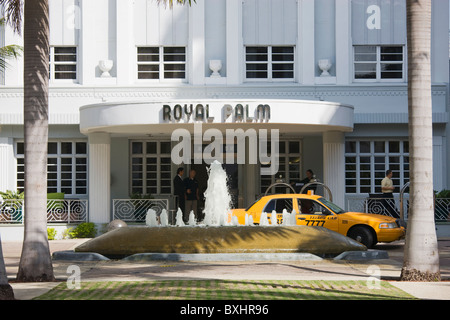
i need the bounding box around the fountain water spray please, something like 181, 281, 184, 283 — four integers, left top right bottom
188, 210, 196, 226
259, 212, 269, 226
202, 160, 232, 226
160, 209, 168, 226
271, 210, 278, 226
145, 209, 158, 227
175, 208, 185, 226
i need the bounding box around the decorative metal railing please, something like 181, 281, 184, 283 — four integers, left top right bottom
435, 198, 450, 221
47, 199, 88, 223
0, 199, 23, 223
346, 196, 450, 222
112, 199, 169, 222
0, 199, 88, 224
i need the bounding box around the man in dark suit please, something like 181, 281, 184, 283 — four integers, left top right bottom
173, 167, 185, 217
184, 169, 199, 223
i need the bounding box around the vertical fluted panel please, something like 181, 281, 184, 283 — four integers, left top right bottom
323, 132, 345, 208
88, 134, 111, 223
0, 138, 14, 192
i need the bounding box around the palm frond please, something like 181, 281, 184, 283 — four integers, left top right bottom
0, 57, 7, 71
0, 44, 22, 72
0, 44, 22, 58
0, 0, 23, 35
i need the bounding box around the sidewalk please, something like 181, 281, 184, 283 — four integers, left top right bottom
2, 238, 450, 300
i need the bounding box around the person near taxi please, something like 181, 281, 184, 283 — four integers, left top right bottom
292, 169, 317, 193
381, 170, 399, 218
381, 170, 395, 196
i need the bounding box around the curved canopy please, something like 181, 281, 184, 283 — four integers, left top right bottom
80, 99, 354, 135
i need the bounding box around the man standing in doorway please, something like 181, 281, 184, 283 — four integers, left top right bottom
173, 167, 185, 220
381, 170, 399, 218
184, 169, 199, 224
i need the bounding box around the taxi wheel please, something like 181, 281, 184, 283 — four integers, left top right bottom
348, 226, 375, 249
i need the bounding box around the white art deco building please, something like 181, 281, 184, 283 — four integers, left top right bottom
0, 0, 449, 239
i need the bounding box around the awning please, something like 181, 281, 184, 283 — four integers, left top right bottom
80, 99, 354, 135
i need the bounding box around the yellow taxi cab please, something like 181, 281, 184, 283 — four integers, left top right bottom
231, 193, 406, 248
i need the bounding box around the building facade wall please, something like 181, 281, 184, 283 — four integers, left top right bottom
0, 0, 449, 223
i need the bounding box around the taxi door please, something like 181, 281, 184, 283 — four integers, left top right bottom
262, 197, 295, 225
296, 198, 339, 233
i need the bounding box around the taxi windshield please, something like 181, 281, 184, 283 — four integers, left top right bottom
317, 198, 346, 214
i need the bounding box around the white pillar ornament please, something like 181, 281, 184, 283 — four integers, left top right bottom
318, 59, 332, 77
99, 60, 114, 78
209, 60, 222, 78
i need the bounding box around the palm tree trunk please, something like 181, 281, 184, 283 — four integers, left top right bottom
0, 236, 15, 300
400, 0, 440, 281
16, 0, 54, 282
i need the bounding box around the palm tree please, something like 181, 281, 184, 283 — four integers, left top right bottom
15, 0, 55, 282
0, 8, 22, 300
1, 0, 196, 283
400, 0, 440, 281
0, 237, 15, 300
2, 0, 55, 282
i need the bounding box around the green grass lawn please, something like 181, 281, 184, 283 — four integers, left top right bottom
34, 280, 416, 300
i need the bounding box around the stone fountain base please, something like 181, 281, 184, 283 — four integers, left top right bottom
74, 225, 366, 258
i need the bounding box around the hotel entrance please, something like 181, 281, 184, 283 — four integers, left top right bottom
80, 99, 354, 223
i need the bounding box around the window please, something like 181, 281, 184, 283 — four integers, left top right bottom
298, 199, 328, 215
345, 140, 409, 194
353, 45, 404, 81
130, 141, 172, 195
261, 140, 301, 194
137, 47, 186, 81
263, 198, 293, 213
50, 46, 77, 81
245, 46, 295, 81
16, 141, 88, 196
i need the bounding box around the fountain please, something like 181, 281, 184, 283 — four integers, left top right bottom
188, 211, 196, 226
145, 209, 158, 227
203, 160, 232, 226
75, 160, 366, 257
259, 211, 269, 226
175, 208, 185, 227
160, 209, 168, 227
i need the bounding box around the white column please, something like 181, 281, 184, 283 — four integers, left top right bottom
88, 133, 111, 224
79, 0, 96, 85
188, 0, 205, 85
323, 131, 345, 208
335, 0, 351, 85
116, 0, 134, 85
0, 138, 16, 192
298, 0, 315, 85
226, 0, 243, 85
